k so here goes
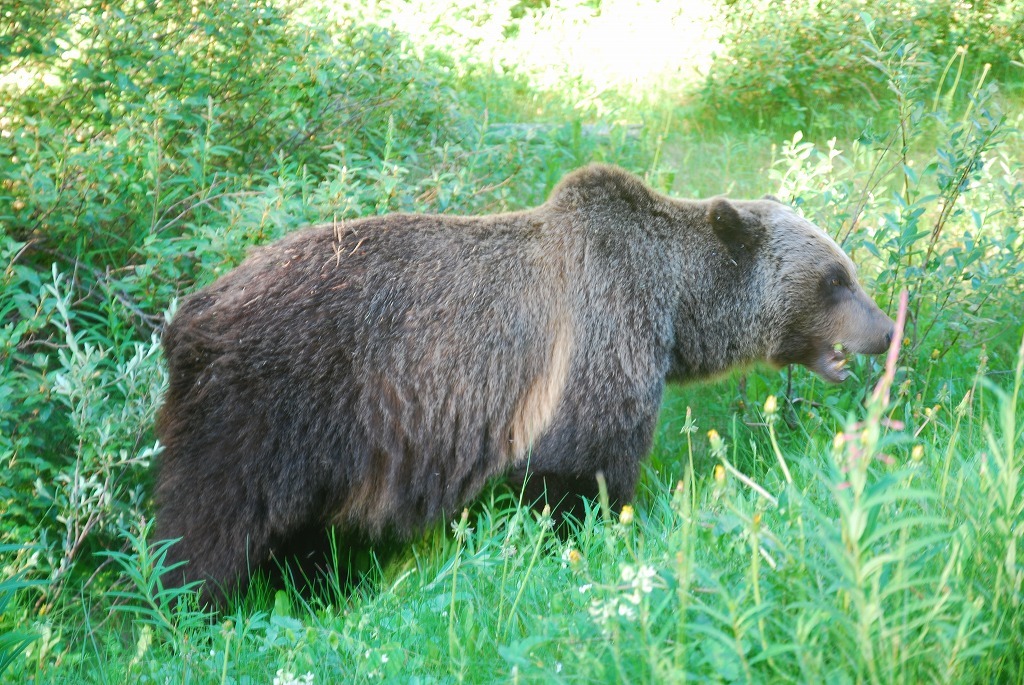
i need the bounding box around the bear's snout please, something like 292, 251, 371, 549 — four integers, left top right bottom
848, 304, 896, 357
802, 292, 894, 383
817, 298, 894, 382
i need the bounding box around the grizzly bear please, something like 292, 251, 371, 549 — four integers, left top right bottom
155, 164, 894, 603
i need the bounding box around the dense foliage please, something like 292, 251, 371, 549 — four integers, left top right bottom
702, 0, 1024, 132
1, 0, 1022, 681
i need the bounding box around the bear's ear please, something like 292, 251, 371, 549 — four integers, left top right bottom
762, 193, 784, 204
708, 197, 763, 252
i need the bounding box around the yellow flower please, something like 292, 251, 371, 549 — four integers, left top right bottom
707, 429, 724, 453
713, 464, 726, 485
763, 395, 778, 415
911, 445, 924, 462
618, 504, 635, 525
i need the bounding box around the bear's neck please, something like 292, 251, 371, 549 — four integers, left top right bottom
665, 236, 773, 384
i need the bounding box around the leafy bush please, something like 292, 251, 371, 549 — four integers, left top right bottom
1, 0, 463, 265
763, 34, 1022, 367
0, 546, 43, 679
702, 0, 1024, 133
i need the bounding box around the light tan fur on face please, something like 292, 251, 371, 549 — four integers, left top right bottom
764, 204, 858, 277
762, 203, 893, 381
509, 318, 573, 464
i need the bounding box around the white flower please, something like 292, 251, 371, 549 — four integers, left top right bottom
273, 669, 314, 685
588, 598, 615, 625
635, 565, 657, 594
578, 583, 593, 594
589, 594, 640, 627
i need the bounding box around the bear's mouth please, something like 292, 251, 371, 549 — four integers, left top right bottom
812, 344, 849, 383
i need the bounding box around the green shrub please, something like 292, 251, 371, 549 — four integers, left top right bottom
763, 34, 1022, 367
0, 546, 43, 679
1, 0, 464, 266
702, 0, 1024, 133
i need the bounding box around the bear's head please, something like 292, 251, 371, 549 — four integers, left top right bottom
708, 197, 895, 383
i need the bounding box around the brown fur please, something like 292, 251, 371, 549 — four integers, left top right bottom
154, 164, 893, 603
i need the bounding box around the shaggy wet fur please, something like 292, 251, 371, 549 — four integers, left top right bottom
155, 164, 893, 603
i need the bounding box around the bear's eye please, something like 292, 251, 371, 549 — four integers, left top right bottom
823, 265, 850, 290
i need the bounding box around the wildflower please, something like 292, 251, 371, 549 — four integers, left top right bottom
763, 395, 778, 416
713, 464, 726, 485
634, 565, 657, 594
911, 445, 924, 462
618, 504, 635, 525
578, 583, 593, 594
560, 544, 583, 568
538, 503, 554, 528
621, 563, 657, 597
588, 597, 616, 625
679, 406, 697, 434
617, 602, 637, 620
273, 669, 314, 685
707, 429, 724, 453
451, 508, 473, 541
568, 548, 584, 567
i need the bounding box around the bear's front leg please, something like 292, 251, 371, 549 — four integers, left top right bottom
156, 500, 274, 606
506, 457, 641, 527
507, 402, 659, 525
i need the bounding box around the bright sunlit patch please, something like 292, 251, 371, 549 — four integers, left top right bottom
325, 0, 723, 101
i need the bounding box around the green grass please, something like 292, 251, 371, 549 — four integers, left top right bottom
2, 0, 1023, 682
13, 341, 1023, 682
